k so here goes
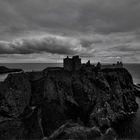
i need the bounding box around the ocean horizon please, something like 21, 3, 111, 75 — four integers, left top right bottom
0, 63, 140, 84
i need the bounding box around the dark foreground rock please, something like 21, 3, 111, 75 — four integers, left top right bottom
134, 84, 140, 97
48, 122, 102, 140
41, 121, 116, 140
0, 66, 138, 139
0, 73, 31, 117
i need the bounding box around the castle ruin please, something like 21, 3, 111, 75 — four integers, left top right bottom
63, 56, 81, 71
63, 56, 123, 71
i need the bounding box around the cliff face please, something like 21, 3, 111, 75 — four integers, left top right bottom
0, 73, 31, 117
0, 66, 138, 139
31, 67, 138, 138
0, 73, 43, 140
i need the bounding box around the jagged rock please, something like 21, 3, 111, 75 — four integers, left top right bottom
40, 100, 67, 136
21, 108, 43, 140
0, 73, 31, 117
48, 122, 102, 140
102, 127, 117, 140
0, 119, 23, 140
0, 66, 138, 140
48, 122, 117, 140
31, 67, 138, 137
86, 126, 102, 139
0, 108, 43, 140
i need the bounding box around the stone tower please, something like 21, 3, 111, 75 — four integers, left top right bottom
63, 56, 81, 71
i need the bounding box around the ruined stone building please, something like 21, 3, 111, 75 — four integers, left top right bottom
63, 56, 81, 71
116, 61, 123, 68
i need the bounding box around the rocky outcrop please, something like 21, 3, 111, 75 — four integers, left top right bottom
0, 72, 44, 139
134, 84, 140, 97
0, 73, 31, 117
46, 121, 116, 140
0, 119, 23, 139
0, 109, 43, 140
0, 66, 22, 74
0, 66, 138, 139
48, 122, 102, 140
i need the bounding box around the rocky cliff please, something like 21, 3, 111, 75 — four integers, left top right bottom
0, 66, 138, 139
0, 66, 22, 74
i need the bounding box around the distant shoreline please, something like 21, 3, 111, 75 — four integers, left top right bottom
0, 66, 23, 74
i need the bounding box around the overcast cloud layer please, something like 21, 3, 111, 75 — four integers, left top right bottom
0, 0, 140, 63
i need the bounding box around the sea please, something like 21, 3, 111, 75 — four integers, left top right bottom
0, 63, 140, 139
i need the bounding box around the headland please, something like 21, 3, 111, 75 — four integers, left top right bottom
0, 56, 139, 140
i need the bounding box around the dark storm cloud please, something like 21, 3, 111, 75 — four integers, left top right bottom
2, 0, 140, 35
78, 0, 140, 33
0, 0, 140, 63
0, 36, 81, 55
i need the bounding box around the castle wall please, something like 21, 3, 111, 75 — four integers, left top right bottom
64, 58, 73, 71
63, 56, 81, 71
73, 58, 81, 71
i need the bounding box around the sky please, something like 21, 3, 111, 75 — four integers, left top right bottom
0, 0, 140, 63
